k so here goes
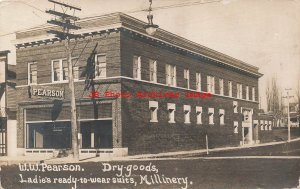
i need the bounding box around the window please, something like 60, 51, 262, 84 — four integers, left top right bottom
196, 73, 201, 92
196, 106, 202, 124
28, 62, 37, 84
219, 109, 225, 125
234, 121, 238, 133
208, 108, 214, 125
149, 59, 157, 82
219, 79, 224, 95
133, 56, 141, 79
95, 54, 106, 78
166, 64, 176, 86
149, 101, 158, 122
233, 101, 238, 113
228, 81, 232, 97
184, 69, 190, 89
51, 58, 79, 82
260, 120, 264, 130
265, 120, 268, 130
167, 103, 176, 123
269, 121, 272, 130
252, 87, 256, 101
207, 76, 215, 94
184, 105, 191, 124
52, 60, 61, 82
246, 86, 249, 100
237, 83, 242, 99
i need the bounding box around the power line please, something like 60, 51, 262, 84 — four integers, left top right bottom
0, 0, 223, 37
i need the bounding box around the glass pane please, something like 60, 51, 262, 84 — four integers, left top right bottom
53, 61, 60, 81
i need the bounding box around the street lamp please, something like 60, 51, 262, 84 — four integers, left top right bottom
144, 0, 159, 35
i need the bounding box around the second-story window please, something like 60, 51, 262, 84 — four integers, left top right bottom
228, 81, 232, 97
149, 59, 157, 82
219, 78, 224, 95
237, 83, 242, 99
184, 69, 190, 89
166, 64, 176, 86
52, 58, 79, 82
207, 75, 215, 94
28, 62, 37, 84
95, 54, 106, 78
196, 72, 201, 92
133, 56, 141, 80
246, 86, 249, 100
52, 60, 61, 82
252, 87, 256, 101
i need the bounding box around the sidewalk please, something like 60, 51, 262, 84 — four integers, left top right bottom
0, 137, 299, 165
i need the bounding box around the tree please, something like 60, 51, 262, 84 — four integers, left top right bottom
265, 76, 283, 127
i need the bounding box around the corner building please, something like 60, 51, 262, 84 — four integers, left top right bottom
14, 13, 266, 157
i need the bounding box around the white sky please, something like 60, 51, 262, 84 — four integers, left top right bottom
0, 0, 300, 110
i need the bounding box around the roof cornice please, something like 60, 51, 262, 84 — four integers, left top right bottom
14, 12, 263, 77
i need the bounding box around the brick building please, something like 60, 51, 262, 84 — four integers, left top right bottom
13, 12, 271, 157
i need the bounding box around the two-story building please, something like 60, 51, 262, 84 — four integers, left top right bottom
14, 12, 268, 157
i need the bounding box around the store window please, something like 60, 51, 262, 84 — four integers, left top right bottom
27, 121, 71, 149
80, 120, 112, 149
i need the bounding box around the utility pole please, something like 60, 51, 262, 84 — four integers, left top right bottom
46, 0, 81, 160
283, 88, 294, 142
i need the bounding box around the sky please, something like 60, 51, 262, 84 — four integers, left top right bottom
0, 0, 300, 110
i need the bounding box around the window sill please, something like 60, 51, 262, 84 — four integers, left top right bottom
168, 121, 176, 124
150, 120, 158, 123
184, 122, 191, 124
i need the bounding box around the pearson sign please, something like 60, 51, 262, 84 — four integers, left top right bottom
30, 86, 65, 99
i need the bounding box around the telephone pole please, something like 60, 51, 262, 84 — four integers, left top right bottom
46, 0, 81, 160
283, 88, 294, 142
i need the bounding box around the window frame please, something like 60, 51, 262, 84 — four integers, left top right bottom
95, 54, 107, 79
149, 59, 157, 83
184, 69, 190, 89
28, 62, 37, 85
51, 57, 79, 83
219, 78, 224, 95
228, 81, 232, 97
196, 72, 201, 92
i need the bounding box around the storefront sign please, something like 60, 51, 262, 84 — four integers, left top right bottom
30, 86, 65, 99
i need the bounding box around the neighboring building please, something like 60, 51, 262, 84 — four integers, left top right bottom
0, 50, 17, 156
14, 12, 265, 157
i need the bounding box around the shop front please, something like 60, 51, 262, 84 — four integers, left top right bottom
19, 97, 126, 157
